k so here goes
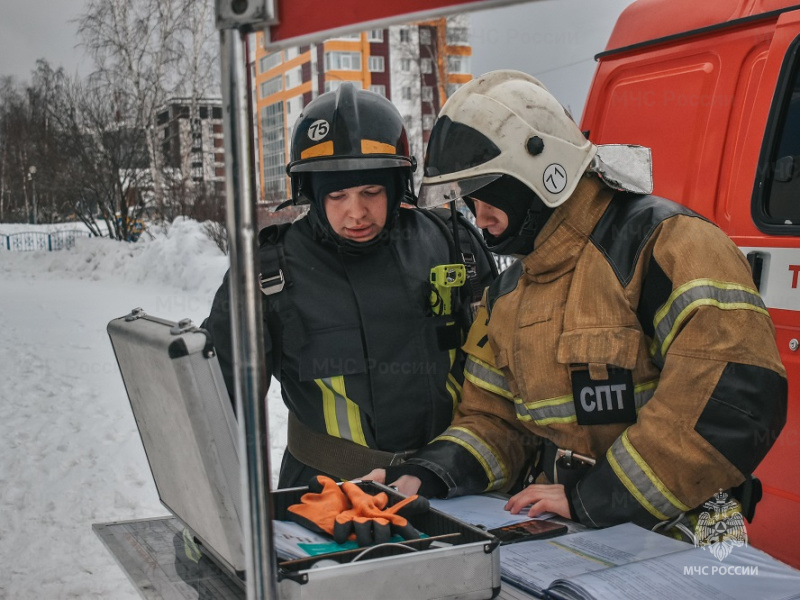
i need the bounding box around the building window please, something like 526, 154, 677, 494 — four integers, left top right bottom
420, 58, 433, 74
260, 102, 286, 197
399, 28, 411, 43
447, 55, 471, 74
401, 58, 412, 72
260, 75, 282, 98
285, 66, 302, 90
419, 28, 432, 45
286, 95, 304, 116
368, 29, 384, 42
368, 56, 385, 72
422, 86, 434, 102
259, 51, 282, 73
285, 46, 301, 60
369, 84, 386, 96
446, 27, 469, 46
325, 51, 362, 71
402, 86, 412, 100
446, 83, 463, 97
324, 80, 362, 93
329, 33, 360, 41
423, 114, 435, 130
212, 107, 222, 119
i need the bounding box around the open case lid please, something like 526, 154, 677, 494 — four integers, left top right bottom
107, 309, 245, 574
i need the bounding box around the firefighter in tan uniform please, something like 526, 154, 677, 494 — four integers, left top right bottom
367, 70, 788, 531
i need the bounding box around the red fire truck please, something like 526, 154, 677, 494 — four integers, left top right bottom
581, 0, 800, 567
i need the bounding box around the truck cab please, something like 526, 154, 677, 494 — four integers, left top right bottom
582, 0, 800, 567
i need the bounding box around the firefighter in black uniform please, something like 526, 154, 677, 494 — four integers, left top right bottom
204, 83, 496, 488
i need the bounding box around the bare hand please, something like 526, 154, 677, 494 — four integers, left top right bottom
361, 468, 387, 484
504, 484, 570, 519
358, 469, 422, 497
390, 475, 422, 497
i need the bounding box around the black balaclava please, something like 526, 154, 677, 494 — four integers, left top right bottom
464, 174, 554, 256
305, 168, 402, 254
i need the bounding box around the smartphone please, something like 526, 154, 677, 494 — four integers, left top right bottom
488, 519, 568, 544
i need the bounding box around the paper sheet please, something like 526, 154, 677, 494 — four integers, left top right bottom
429, 495, 555, 530
499, 523, 689, 596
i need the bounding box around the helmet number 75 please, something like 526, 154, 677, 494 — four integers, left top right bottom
308, 119, 330, 141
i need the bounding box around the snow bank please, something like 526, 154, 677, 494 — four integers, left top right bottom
1, 218, 230, 304
0, 219, 287, 599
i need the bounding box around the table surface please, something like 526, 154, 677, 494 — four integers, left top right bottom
93, 516, 541, 600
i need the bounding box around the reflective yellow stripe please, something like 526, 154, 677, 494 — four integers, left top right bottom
513, 380, 658, 425
332, 376, 367, 447
446, 348, 461, 414
316, 378, 341, 438
446, 375, 461, 416
438, 425, 508, 491
361, 139, 396, 154
315, 376, 367, 446
619, 430, 691, 512
300, 140, 334, 159
607, 430, 691, 521
650, 279, 768, 359
464, 355, 515, 400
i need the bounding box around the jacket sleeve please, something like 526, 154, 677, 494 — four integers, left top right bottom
405, 302, 540, 497
202, 264, 274, 411
202, 270, 235, 401
572, 216, 788, 528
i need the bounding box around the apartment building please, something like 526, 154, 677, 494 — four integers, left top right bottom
156, 98, 226, 201
252, 15, 472, 204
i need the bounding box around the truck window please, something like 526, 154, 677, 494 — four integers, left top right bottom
754, 37, 800, 233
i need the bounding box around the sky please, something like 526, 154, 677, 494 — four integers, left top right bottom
0, 0, 633, 119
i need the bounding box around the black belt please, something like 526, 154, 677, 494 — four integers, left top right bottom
287, 412, 416, 481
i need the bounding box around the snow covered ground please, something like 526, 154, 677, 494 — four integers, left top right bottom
0, 219, 287, 599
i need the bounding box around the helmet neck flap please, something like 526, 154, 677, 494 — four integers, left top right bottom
465, 174, 554, 256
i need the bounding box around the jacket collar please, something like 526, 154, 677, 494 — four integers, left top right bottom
521, 175, 614, 282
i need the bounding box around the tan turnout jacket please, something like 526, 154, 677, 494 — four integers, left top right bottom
406, 175, 787, 528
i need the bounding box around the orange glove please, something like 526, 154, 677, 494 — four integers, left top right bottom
333, 482, 429, 546
287, 476, 351, 536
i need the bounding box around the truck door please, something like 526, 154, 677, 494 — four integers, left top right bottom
740, 9, 800, 567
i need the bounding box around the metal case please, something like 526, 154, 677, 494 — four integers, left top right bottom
272, 482, 501, 600
107, 309, 245, 574
108, 309, 501, 599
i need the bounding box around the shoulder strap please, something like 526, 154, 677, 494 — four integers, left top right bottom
423, 206, 499, 302
258, 223, 292, 380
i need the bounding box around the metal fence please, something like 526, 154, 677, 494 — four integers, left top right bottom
0, 230, 92, 252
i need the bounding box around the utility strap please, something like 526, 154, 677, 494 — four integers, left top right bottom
287, 412, 416, 481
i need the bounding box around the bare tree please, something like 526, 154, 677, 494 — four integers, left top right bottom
0, 62, 75, 224
77, 0, 219, 221
47, 74, 151, 240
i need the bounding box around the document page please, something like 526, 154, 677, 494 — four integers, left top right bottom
547, 543, 800, 600
500, 523, 689, 596
429, 495, 554, 530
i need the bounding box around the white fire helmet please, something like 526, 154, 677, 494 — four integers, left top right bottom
418, 70, 597, 209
